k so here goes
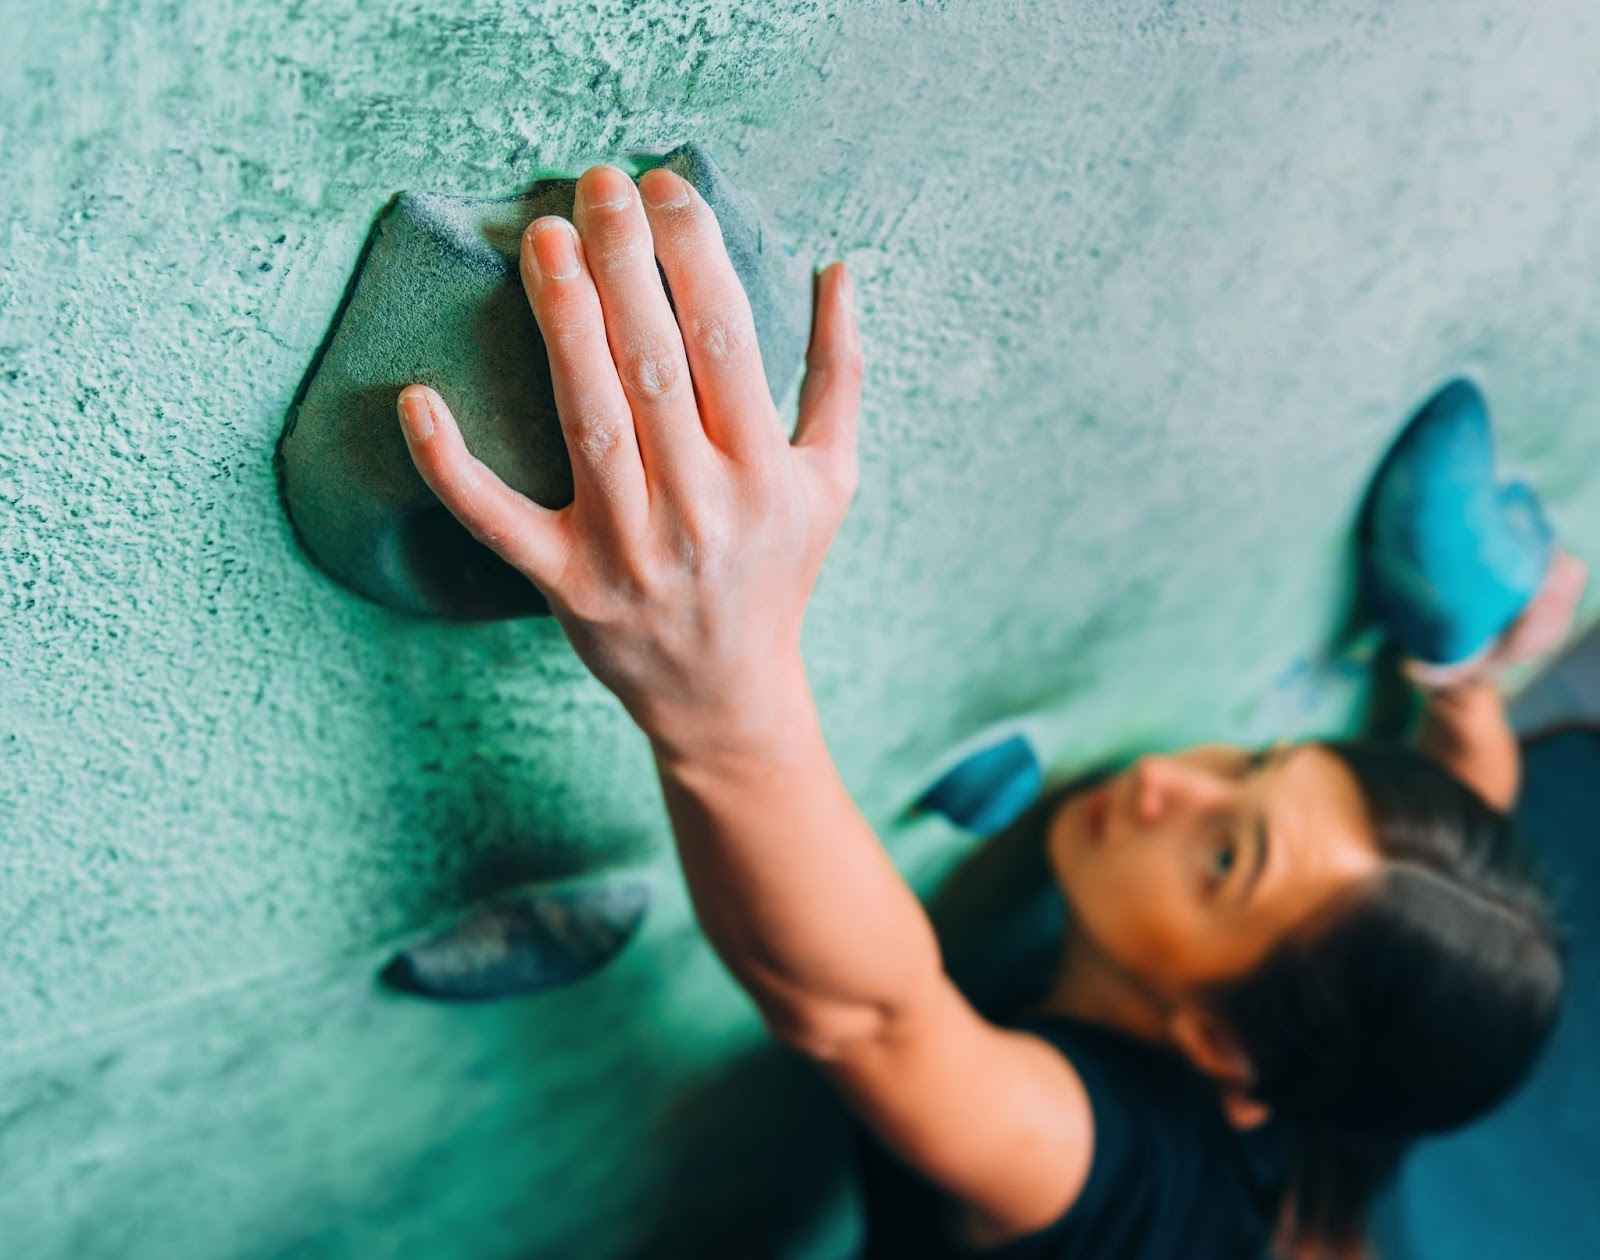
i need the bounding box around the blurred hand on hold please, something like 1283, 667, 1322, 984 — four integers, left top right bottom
397, 164, 862, 759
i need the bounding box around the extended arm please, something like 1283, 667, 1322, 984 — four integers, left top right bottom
651, 674, 942, 1051
398, 163, 1093, 1242
654, 695, 1093, 1239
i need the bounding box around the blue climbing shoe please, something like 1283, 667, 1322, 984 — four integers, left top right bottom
1362, 378, 1554, 671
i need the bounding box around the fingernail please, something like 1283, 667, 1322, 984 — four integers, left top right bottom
398, 388, 434, 441
579, 166, 635, 212
532, 221, 579, 280
640, 169, 690, 210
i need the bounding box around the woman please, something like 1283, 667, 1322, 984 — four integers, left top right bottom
864, 697, 1565, 1258
394, 163, 1572, 1258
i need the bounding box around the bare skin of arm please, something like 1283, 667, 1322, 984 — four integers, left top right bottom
1414, 680, 1520, 812
1410, 548, 1589, 812
398, 163, 1095, 1241
656, 690, 1095, 1237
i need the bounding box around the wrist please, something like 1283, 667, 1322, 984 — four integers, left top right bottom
644, 660, 821, 775
1401, 651, 1499, 694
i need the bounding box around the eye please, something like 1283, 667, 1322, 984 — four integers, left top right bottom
1210, 840, 1238, 883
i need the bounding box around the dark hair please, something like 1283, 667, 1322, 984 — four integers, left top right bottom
1210, 740, 1565, 1255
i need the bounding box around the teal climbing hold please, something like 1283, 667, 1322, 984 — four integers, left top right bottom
1361, 378, 1553, 667
916, 731, 1044, 834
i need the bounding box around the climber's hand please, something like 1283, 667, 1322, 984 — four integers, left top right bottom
1404, 549, 1589, 691
397, 164, 861, 755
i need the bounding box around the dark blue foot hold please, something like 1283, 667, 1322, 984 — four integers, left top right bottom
380, 872, 651, 1001
917, 730, 1044, 834
1361, 378, 1553, 667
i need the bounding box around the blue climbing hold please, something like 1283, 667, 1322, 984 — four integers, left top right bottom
1361, 378, 1553, 667
917, 731, 1044, 834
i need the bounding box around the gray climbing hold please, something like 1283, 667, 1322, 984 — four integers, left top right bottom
379, 872, 652, 1001
278, 140, 811, 619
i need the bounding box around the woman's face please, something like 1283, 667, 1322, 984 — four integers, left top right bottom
1045, 742, 1383, 1003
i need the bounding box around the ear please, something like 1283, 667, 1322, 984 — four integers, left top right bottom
1168, 1006, 1274, 1131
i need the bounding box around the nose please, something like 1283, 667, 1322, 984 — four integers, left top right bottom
1130, 755, 1236, 828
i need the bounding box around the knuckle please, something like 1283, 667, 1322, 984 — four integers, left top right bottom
588, 233, 642, 275
671, 510, 732, 575
538, 307, 584, 350
535, 287, 592, 343
575, 409, 627, 465
469, 521, 509, 552
623, 341, 687, 402
688, 303, 756, 366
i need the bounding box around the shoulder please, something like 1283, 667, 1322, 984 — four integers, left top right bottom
826, 981, 1098, 1242
843, 993, 1290, 1260
963, 1018, 1291, 1258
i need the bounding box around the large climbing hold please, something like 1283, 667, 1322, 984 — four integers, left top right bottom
278, 140, 810, 619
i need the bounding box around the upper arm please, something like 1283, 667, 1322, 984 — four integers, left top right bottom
813, 976, 1095, 1242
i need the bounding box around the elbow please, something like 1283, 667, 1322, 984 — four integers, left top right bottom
757, 997, 896, 1062
755, 965, 948, 1063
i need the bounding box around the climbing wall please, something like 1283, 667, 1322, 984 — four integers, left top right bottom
4, 2, 1599, 1256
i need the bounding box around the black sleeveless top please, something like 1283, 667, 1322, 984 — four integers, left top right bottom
855, 1016, 1293, 1259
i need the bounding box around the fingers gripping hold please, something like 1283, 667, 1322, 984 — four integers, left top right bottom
570, 166, 709, 502
518, 216, 648, 531
638, 167, 779, 461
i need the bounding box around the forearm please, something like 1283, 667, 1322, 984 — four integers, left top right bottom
1412, 679, 1520, 812
649, 668, 944, 1054
396, 165, 882, 1033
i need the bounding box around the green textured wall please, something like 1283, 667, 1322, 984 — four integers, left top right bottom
5, 2, 1600, 1256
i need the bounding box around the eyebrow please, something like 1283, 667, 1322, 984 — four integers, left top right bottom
1238, 743, 1285, 904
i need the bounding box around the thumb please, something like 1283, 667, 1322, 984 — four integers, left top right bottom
397, 384, 569, 593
